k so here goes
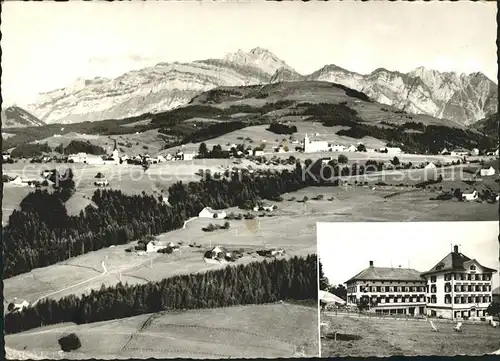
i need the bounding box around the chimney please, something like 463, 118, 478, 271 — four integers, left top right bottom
369, 261, 374, 267
453, 245, 459, 253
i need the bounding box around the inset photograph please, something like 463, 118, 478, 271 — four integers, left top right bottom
318, 221, 500, 357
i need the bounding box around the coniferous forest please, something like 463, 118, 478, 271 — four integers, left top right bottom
4, 255, 318, 334
3, 163, 310, 278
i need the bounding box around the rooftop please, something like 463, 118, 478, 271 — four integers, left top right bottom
346, 265, 424, 283
421, 247, 497, 276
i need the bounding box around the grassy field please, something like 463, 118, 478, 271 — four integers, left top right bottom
162, 121, 388, 154
2, 159, 293, 223
30, 129, 169, 157
3, 209, 316, 305
4, 179, 496, 306
320, 312, 500, 356
5, 302, 319, 359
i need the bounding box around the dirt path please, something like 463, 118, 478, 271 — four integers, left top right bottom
28, 220, 197, 306
32, 256, 110, 306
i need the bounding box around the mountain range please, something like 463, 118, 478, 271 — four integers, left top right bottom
10, 47, 499, 126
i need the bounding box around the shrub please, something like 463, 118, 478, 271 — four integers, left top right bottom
267, 123, 297, 135
64, 140, 105, 155
202, 223, 217, 232
11, 143, 52, 158
338, 154, 348, 164
158, 247, 173, 254
58, 333, 82, 352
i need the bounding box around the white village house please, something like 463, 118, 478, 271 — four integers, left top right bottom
424, 162, 437, 169
199, 207, 226, 219
175, 151, 196, 161
146, 240, 179, 253
206, 245, 232, 260
451, 148, 470, 157
8, 176, 28, 187
8, 299, 30, 313
253, 204, 277, 212
330, 144, 347, 152
68, 152, 106, 165
480, 166, 496, 177
386, 147, 402, 154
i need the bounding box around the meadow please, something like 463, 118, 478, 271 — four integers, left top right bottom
1, 159, 293, 222
4, 179, 496, 308
3, 210, 316, 305
5, 302, 319, 359
320, 312, 500, 356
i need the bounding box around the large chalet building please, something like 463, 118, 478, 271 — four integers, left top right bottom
422, 245, 496, 320
345, 261, 427, 317
345, 246, 496, 320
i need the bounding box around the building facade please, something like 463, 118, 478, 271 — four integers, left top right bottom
345, 246, 496, 320
421, 245, 496, 320
303, 134, 329, 153
345, 261, 427, 316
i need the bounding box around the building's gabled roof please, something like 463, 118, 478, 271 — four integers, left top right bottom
345, 266, 424, 284
421, 251, 497, 276
211, 246, 228, 254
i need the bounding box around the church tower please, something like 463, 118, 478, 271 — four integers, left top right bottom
112, 139, 119, 164
304, 133, 310, 153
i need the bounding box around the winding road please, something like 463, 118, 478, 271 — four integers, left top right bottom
28, 219, 198, 307
31, 256, 108, 307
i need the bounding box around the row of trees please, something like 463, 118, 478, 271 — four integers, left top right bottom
267, 123, 298, 135
3, 189, 185, 278
54, 140, 106, 155
3, 162, 309, 278
4, 255, 318, 334
337, 123, 493, 154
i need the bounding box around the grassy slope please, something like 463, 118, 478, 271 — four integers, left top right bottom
5, 303, 319, 359
4, 168, 497, 307
320, 313, 500, 356
189, 81, 467, 129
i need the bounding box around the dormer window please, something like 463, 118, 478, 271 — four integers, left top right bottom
469, 265, 476, 271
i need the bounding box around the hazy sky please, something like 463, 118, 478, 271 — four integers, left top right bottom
2, 1, 496, 106
318, 221, 499, 289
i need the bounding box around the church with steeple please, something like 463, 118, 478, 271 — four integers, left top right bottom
302, 133, 329, 153
103, 139, 120, 165
112, 139, 119, 164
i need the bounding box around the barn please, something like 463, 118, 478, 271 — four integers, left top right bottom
480, 166, 495, 177
199, 207, 226, 219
